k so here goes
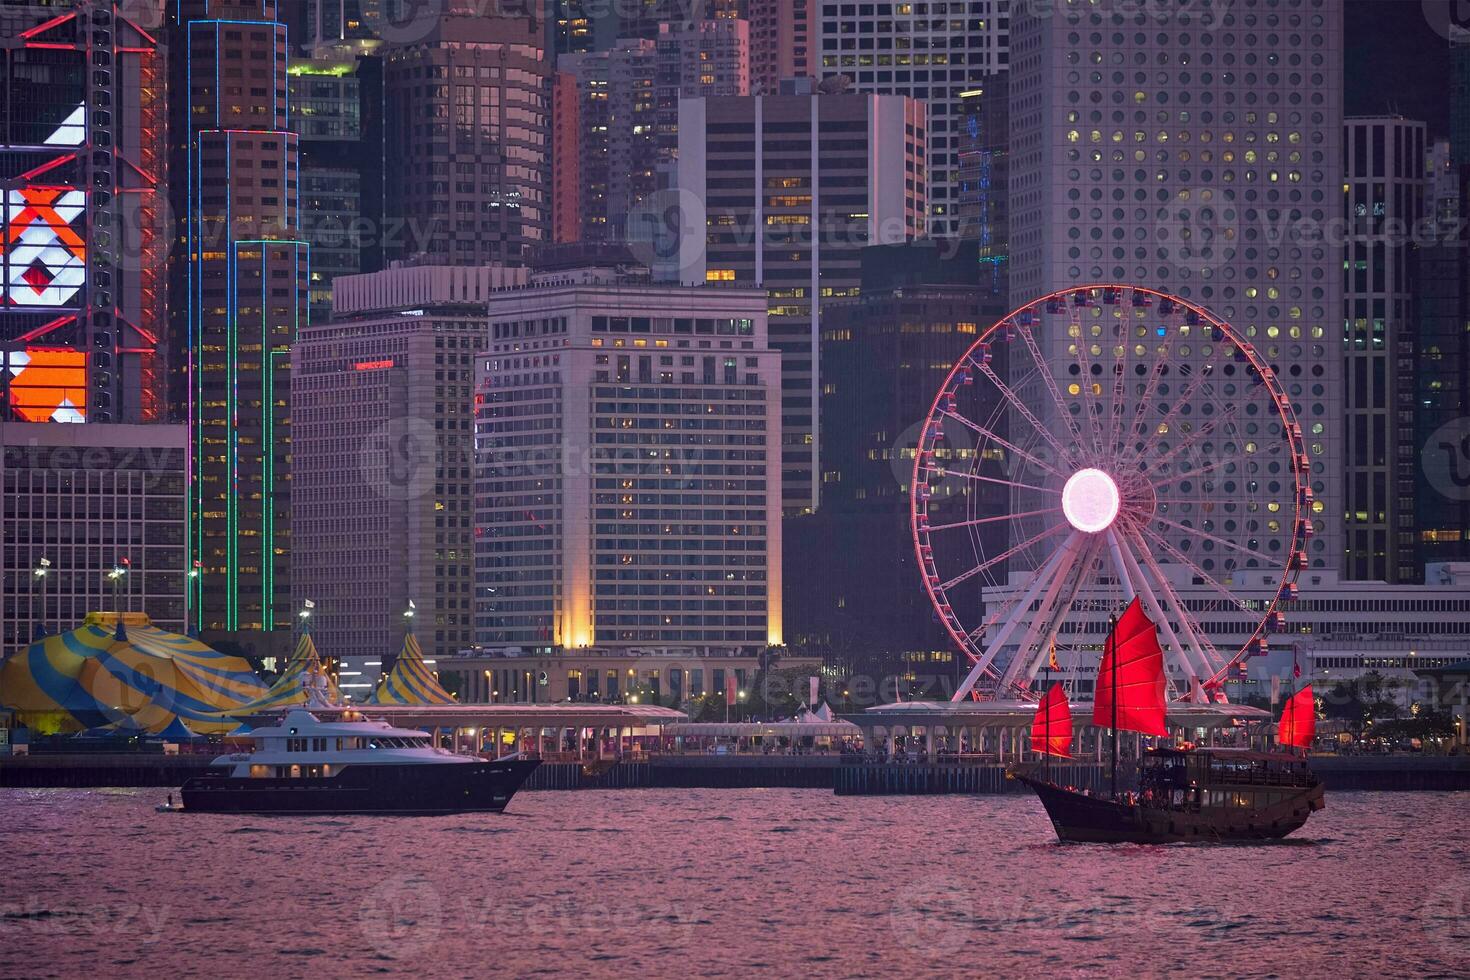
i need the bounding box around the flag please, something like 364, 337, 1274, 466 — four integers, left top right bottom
39, 557, 51, 568
120, 556, 130, 567
725, 673, 737, 703
303, 599, 316, 610
809, 676, 819, 706
1292, 644, 1301, 679
1047, 641, 1059, 672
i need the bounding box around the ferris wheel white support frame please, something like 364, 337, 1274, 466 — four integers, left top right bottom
1012, 536, 1105, 689
1124, 521, 1226, 678
950, 530, 1085, 701
1111, 526, 1206, 698
997, 535, 1095, 694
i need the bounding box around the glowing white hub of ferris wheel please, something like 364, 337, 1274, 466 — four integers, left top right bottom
1061, 468, 1120, 534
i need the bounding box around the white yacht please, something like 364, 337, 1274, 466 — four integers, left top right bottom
179, 709, 539, 815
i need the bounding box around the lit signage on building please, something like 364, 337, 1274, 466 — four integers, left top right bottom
4, 347, 87, 422
2, 102, 87, 311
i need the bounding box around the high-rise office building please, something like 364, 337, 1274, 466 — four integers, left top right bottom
956, 73, 1009, 302
1342, 117, 1426, 583
787, 241, 994, 688
559, 19, 748, 243
293, 264, 528, 694
1, 422, 188, 650
379, 10, 550, 265
676, 86, 926, 515
1007, 0, 1345, 572
169, 1, 309, 636
289, 41, 385, 323
0, 4, 167, 426
470, 276, 783, 665
1428, 138, 1459, 222
817, 1, 1008, 235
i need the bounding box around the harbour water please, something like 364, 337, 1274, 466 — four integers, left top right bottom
2, 788, 1466, 978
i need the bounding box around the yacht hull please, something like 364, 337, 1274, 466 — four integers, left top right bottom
180, 758, 540, 815
1014, 771, 1325, 844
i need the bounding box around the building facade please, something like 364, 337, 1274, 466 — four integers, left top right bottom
1342, 117, 1426, 583
956, 73, 1008, 303
472, 277, 783, 660
559, 19, 749, 244
817, 0, 1008, 235
748, 0, 814, 94
786, 242, 996, 687
289, 41, 385, 324
379, 11, 549, 265
169, 0, 310, 636
293, 264, 528, 696
676, 87, 927, 515
1, 422, 187, 652
1007, 0, 1345, 573
0, 3, 168, 426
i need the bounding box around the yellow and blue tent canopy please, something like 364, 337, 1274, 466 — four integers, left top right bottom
223, 630, 341, 715
0, 613, 269, 735
367, 631, 456, 706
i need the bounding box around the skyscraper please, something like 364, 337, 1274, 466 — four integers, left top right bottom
1007, 0, 1345, 572
677, 85, 927, 515
559, 19, 749, 243
0, 3, 168, 425
170, 1, 309, 635
817, 1, 1009, 236
747, 0, 814, 93
1342, 116, 1425, 583
294, 264, 528, 694
956, 74, 1009, 304
289, 41, 385, 323
468, 276, 783, 694
379, 10, 550, 265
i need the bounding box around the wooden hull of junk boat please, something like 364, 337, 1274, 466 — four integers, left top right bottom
179, 759, 540, 815
1013, 772, 1325, 844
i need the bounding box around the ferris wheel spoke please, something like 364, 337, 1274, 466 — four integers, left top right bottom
1015, 318, 1089, 450
938, 469, 1061, 496
1147, 512, 1287, 569
1141, 455, 1241, 495
925, 506, 1062, 534
1066, 308, 1109, 460
975, 359, 1077, 465
940, 408, 1069, 481
1129, 520, 1274, 616
1139, 403, 1245, 477
1122, 357, 1221, 469
1122, 317, 1180, 455
937, 520, 1073, 594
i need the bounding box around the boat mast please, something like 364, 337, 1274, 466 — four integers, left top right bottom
1109, 612, 1118, 800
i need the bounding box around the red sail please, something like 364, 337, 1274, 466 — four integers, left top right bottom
1031, 683, 1073, 758
1091, 596, 1169, 737
1277, 685, 1316, 750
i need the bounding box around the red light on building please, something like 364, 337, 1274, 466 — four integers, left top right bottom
353, 359, 394, 371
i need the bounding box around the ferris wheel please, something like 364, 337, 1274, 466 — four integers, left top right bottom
910, 285, 1311, 703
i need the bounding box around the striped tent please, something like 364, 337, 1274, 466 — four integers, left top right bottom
223, 630, 341, 715
367, 631, 456, 706
0, 613, 269, 735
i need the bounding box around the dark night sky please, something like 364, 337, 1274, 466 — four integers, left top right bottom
1346, 1, 1454, 136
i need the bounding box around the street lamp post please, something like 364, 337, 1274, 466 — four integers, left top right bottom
32, 558, 51, 640
107, 565, 126, 613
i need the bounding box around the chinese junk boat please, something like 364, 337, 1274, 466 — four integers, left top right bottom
1013, 599, 1325, 843
180, 709, 539, 815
